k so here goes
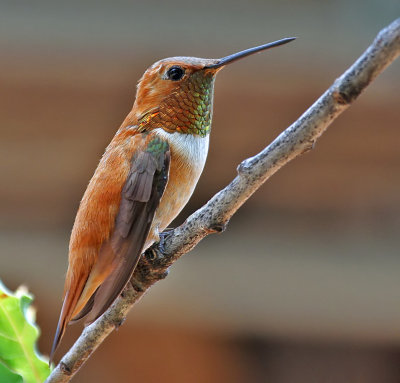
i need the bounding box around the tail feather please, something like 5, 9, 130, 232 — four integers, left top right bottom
50, 318, 64, 365
50, 276, 87, 364
70, 289, 97, 323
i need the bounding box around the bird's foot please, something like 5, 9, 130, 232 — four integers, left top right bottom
144, 229, 173, 280
145, 229, 173, 262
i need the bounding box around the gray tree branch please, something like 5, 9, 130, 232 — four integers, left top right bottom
46, 18, 400, 383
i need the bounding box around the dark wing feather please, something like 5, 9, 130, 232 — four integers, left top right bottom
74, 136, 170, 324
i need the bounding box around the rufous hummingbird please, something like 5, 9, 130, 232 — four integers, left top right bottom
50, 37, 295, 361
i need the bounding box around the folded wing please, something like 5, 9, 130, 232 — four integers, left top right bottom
51, 134, 170, 360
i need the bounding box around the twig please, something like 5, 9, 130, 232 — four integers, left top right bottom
46, 18, 400, 382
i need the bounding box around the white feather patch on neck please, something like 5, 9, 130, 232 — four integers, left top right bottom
154, 128, 210, 176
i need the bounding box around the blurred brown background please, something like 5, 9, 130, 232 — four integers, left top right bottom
1, 1, 400, 382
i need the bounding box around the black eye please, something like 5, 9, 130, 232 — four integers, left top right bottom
166, 66, 185, 81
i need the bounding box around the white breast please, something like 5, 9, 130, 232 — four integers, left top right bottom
144, 129, 209, 247
155, 128, 210, 179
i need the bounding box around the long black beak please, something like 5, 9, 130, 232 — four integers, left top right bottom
205, 37, 296, 69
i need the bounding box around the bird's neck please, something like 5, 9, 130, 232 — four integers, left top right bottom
133, 72, 215, 137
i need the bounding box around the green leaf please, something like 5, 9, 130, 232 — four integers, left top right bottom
0, 362, 23, 383
0, 281, 51, 383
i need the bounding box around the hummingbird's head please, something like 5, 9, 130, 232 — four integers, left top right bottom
133, 37, 296, 136
133, 56, 220, 135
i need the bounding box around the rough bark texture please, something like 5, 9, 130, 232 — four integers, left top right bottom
46, 18, 400, 383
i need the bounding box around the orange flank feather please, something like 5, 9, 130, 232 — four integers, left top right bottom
51, 127, 172, 359
67, 130, 141, 303
52, 128, 140, 351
